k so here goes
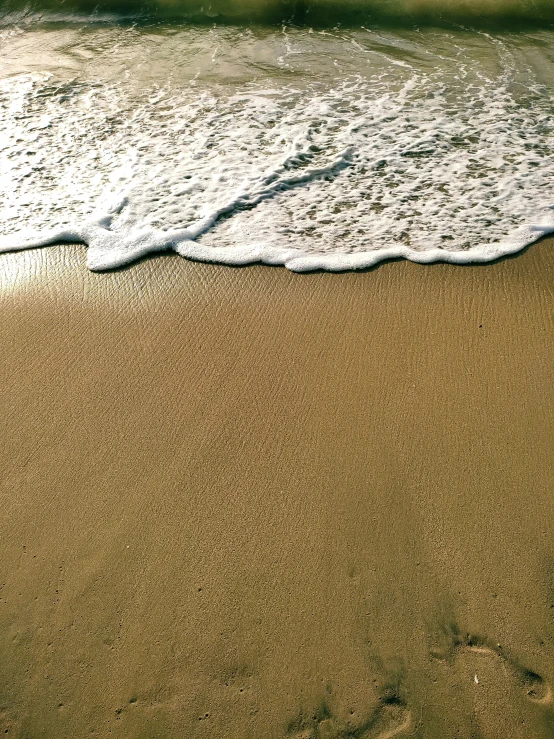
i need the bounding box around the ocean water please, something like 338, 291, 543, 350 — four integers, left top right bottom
1, 1, 554, 271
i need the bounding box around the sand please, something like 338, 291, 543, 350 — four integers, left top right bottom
1, 241, 554, 738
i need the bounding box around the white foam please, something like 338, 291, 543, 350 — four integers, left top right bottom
1, 26, 554, 272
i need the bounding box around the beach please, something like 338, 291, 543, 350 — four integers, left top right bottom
1, 241, 554, 737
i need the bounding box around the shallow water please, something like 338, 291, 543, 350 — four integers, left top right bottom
1, 17, 554, 271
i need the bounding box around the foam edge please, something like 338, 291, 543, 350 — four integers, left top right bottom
1, 222, 553, 274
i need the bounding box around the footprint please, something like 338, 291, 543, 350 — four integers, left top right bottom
521, 669, 552, 705
286, 686, 411, 739
430, 621, 552, 707
359, 696, 412, 739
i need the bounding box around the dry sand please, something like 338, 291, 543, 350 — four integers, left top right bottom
1, 241, 554, 738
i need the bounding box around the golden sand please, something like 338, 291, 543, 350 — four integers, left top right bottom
1, 241, 554, 737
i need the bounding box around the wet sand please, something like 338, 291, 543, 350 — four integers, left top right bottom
1, 241, 554, 738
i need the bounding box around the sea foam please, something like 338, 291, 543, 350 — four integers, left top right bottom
1, 25, 554, 272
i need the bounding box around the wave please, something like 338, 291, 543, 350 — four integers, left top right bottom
2, 0, 554, 27
2, 21, 554, 274
2, 38, 554, 274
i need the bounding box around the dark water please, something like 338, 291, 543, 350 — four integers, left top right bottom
2, 0, 554, 26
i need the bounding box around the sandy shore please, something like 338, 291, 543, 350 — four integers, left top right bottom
1, 241, 554, 738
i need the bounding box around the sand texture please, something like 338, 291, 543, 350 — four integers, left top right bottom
1, 242, 554, 738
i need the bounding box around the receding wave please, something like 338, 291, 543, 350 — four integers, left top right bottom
1, 24, 554, 273
2, 0, 554, 26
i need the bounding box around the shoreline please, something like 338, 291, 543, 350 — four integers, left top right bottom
1, 240, 554, 737
2, 224, 553, 273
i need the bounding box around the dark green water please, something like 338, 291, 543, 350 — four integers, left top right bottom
2, 0, 554, 26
